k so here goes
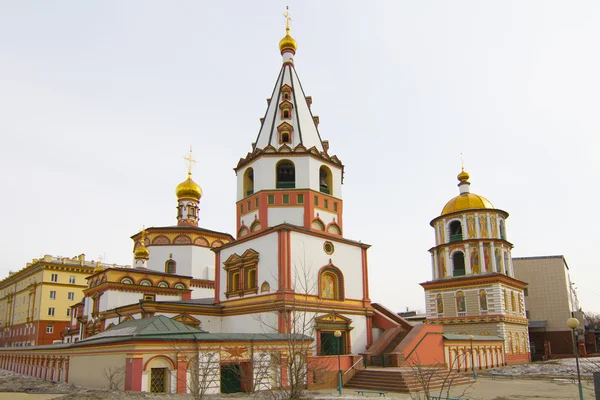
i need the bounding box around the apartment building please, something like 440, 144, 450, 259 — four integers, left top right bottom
0, 254, 98, 346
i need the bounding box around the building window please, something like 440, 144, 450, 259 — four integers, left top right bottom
314, 196, 319, 206
243, 168, 254, 197
48, 307, 55, 316
324, 199, 329, 209
46, 325, 53, 334
504, 290, 509, 311
334, 202, 338, 212
240, 204, 244, 213
319, 166, 333, 195
268, 195, 275, 205
511, 291, 516, 312
51, 274, 58, 282
66, 308, 71, 317
165, 260, 176, 274
449, 221, 463, 242
255, 197, 259, 207
224, 249, 260, 298
69, 276, 76, 284
276, 160, 295, 188
49, 291, 56, 300
297, 194, 304, 204
68, 292, 75, 301
452, 252, 466, 276
143, 294, 156, 301
283, 194, 289, 204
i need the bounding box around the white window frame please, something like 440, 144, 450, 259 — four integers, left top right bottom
49, 291, 56, 300
51, 274, 58, 282
46, 325, 53, 334
69, 276, 76, 284
68, 292, 74, 301
48, 307, 55, 316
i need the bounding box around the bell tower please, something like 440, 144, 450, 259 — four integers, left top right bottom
233, 17, 344, 239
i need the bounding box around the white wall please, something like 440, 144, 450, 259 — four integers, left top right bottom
268, 207, 304, 226
289, 232, 364, 299
349, 314, 368, 354
145, 245, 215, 280
221, 312, 278, 334
217, 232, 279, 301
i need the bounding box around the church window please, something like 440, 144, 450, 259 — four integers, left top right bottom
319, 266, 344, 300
436, 294, 444, 314
324, 199, 329, 208
245, 267, 257, 290
247, 200, 251, 210
511, 291, 516, 312
140, 279, 152, 286
280, 131, 290, 143
143, 294, 156, 301
297, 194, 304, 204
283, 92, 290, 101
283, 110, 290, 119
479, 289, 488, 312
165, 260, 176, 275
174, 283, 186, 290
311, 218, 325, 231
277, 122, 293, 145
327, 222, 341, 235
283, 194, 289, 204
224, 249, 260, 298
319, 166, 333, 195
323, 241, 334, 255
120, 277, 134, 285
240, 204, 244, 213
499, 220, 506, 240
449, 221, 463, 242
250, 220, 262, 232
157, 281, 169, 288
334, 202, 338, 212
455, 291, 466, 313
314, 196, 319, 206
268, 195, 274, 205
231, 272, 240, 292
452, 252, 466, 276
276, 160, 295, 189
243, 168, 254, 197
260, 281, 270, 293
255, 197, 259, 207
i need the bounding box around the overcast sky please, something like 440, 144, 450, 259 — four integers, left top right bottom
1, 1, 599, 314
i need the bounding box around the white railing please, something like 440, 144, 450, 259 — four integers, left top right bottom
344, 356, 364, 375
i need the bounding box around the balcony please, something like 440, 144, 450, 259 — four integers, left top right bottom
319, 186, 330, 194
276, 181, 295, 189
449, 234, 463, 242
453, 269, 465, 277
246, 189, 254, 196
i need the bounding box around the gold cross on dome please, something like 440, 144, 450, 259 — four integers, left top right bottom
283, 6, 292, 30
183, 145, 196, 175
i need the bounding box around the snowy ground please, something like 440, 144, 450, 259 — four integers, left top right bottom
487, 357, 600, 378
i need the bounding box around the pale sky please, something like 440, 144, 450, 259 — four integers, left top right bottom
1, 1, 599, 314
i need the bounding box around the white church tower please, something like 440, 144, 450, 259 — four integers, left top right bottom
214, 15, 374, 356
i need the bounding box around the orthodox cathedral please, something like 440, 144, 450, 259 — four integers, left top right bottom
0, 13, 529, 394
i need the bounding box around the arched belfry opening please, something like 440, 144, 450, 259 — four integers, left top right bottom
276, 160, 295, 189
452, 252, 466, 276
243, 168, 254, 196
319, 165, 333, 195
449, 220, 463, 242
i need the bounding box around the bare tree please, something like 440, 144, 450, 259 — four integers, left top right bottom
170, 339, 220, 399
102, 365, 125, 390
406, 354, 474, 400
252, 261, 331, 400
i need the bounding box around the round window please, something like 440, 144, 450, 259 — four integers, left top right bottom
323, 241, 335, 255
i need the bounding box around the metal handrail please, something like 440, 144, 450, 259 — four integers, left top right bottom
344, 356, 364, 375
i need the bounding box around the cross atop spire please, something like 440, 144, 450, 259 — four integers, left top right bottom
183, 145, 196, 176
283, 6, 292, 32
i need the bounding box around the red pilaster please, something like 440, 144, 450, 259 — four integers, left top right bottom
124, 356, 143, 392
176, 355, 187, 394
366, 315, 373, 348
214, 250, 221, 305
361, 248, 370, 302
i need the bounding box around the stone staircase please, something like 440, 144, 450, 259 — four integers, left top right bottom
345, 367, 475, 393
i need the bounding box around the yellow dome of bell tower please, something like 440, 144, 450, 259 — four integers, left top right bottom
175, 172, 203, 201
176, 147, 202, 227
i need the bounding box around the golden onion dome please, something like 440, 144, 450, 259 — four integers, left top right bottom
279, 27, 297, 55
441, 193, 494, 216
457, 168, 470, 182
176, 172, 202, 201
134, 244, 150, 259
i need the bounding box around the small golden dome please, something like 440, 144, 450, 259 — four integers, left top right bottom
457, 168, 470, 182
441, 193, 494, 216
279, 27, 297, 55
134, 244, 150, 259
176, 172, 202, 201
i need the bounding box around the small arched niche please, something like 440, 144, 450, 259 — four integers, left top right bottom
276, 160, 295, 189
449, 220, 463, 242
243, 168, 254, 197
319, 165, 333, 195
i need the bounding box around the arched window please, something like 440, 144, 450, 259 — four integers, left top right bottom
311, 218, 325, 231
456, 291, 466, 313
319, 166, 333, 195
452, 252, 466, 276
449, 221, 463, 242
479, 289, 488, 311
157, 281, 169, 288
436, 294, 444, 314
120, 277, 134, 285
139, 279, 152, 286
319, 266, 344, 300
165, 260, 176, 275
243, 168, 254, 196
511, 291, 516, 312
276, 160, 295, 189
